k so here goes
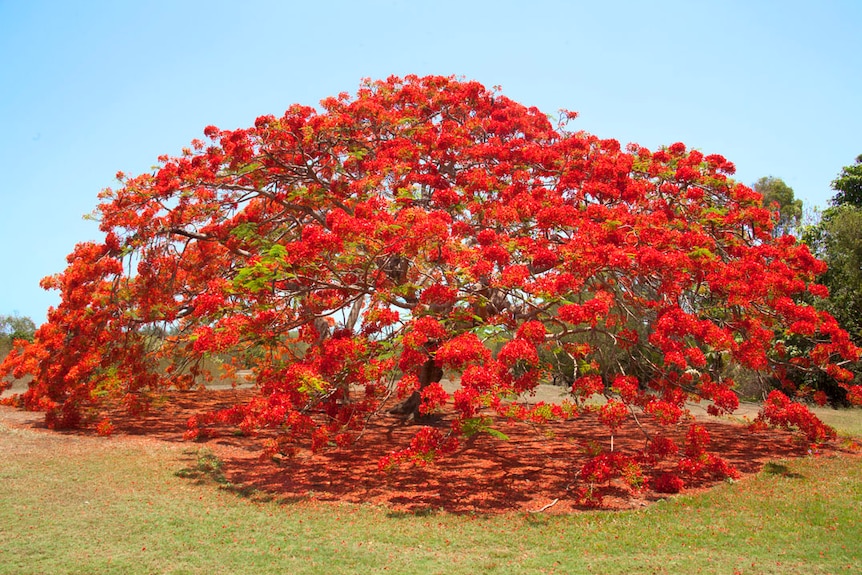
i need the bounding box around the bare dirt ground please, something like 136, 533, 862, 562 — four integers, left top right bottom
3, 382, 859, 515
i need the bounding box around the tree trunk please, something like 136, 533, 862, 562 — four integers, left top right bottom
389, 357, 443, 420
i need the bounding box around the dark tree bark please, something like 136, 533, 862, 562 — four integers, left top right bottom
389, 356, 443, 420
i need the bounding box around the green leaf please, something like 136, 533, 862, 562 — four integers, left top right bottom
230, 222, 259, 240
297, 374, 327, 394
267, 244, 287, 259
687, 247, 715, 261
460, 416, 509, 440
348, 148, 369, 160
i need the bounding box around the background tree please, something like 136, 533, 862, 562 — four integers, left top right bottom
829, 154, 862, 208
814, 206, 862, 342
0, 314, 36, 359
794, 155, 862, 401
752, 176, 803, 237
1, 76, 858, 493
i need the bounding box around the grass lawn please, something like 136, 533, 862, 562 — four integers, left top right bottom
1, 409, 860, 575
813, 406, 862, 437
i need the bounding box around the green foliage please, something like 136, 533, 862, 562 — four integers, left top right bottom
0, 314, 36, 359
810, 156, 862, 345
829, 153, 862, 208
0, 314, 36, 344
805, 205, 862, 345
460, 416, 510, 440
753, 176, 803, 237
794, 156, 862, 401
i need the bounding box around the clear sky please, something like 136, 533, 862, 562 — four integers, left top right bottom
1, 0, 860, 323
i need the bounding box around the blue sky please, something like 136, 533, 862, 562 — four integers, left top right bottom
1, 0, 860, 323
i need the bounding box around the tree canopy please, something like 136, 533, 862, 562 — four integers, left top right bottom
1, 76, 858, 491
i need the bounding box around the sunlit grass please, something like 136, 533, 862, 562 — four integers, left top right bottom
1, 411, 860, 575
812, 406, 862, 437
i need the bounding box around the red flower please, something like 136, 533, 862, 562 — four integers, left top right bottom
435, 333, 490, 369
599, 400, 628, 430
515, 321, 546, 345
419, 383, 449, 414
497, 338, 539, 368
653, 473, 684, 494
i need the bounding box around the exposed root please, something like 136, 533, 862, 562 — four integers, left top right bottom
528, 498, 559, 513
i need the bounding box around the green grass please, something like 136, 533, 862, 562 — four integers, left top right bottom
812, 405, 862, 437
1, 415, 860, 574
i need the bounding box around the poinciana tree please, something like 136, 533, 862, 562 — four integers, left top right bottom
2, 75, 859, 493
